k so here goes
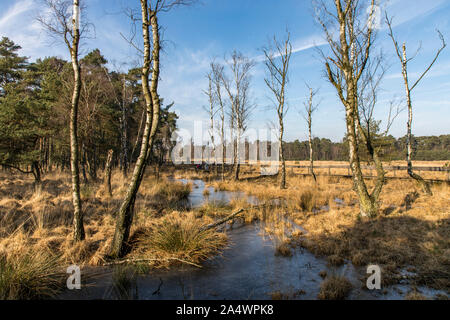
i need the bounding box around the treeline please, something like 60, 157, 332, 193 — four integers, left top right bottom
283, 135, 450, 161
0, 37, 177, 182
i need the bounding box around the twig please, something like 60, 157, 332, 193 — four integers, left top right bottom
152, 277, 163, 295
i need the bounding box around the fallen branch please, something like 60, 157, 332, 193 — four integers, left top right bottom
200, 208, 245, 232
102, 257, 202, 268
200, 200, 281, 232
0, 163, 33, 174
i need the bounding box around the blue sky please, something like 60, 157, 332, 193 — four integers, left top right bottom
1, 0, 449, 142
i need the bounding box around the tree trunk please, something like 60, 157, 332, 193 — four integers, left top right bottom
81, 144, 88, 184
32, 161, 42, 193
345, 95, 379, 218
48, 137, 53, 172
105, 149, 114, 197
121, 76, 129, 178
109, 4, 161, 259
70, 0, 85, 242
308, 116, 316, 182
279, 122, 286, 189
401, 45, 432, 196
234, 129, 240, 181
221, 139, 225, 181
87, 147, 98, 182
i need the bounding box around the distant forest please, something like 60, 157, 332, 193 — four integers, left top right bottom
0, 37, 177, 181
283, 135, 450, 161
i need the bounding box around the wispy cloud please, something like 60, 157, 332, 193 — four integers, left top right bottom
159, 46, 214, 125
383, 0, 446, 28
0, 0, 32, 29
253, 34, 326, 63
385, 60, 450, 82
0, 0, 68, 60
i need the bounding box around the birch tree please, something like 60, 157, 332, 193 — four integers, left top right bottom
104, 149, 114, 197
211, 63, 226, 181
38, 0, 89, 241
109, 0, 194, 259
386, 14, 446, 196
302, 85, 320, 182
203, 71, 217, 169
314, 0, 385, 218
221, 51, 255, 181
262, 32, 292, 189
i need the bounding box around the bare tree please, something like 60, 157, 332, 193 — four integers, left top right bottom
221, 51, 255, 181
302, 85, 320, 182
386, 13, 446, 196
203, 71, 217, 169
38, 0, 90, 241
358, 52, 402, 151
109, 0, 195, 259
211, 63, 226, 181
314, 0, 385, 218
262, 31, 292, 189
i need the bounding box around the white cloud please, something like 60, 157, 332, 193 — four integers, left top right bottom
253, 34, 327, 63
383, 0, 446, 28
385, 60, 450, 83
0, 0, 32, 29
159, 46, 214, 122
0, 0, 68, 60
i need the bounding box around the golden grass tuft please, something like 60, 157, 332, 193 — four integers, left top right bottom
275, 242, 292, 257
0, 248, 64, 300
317, 275, 352, 300
298, 189, 316, 212
197, 201, 232, 218
130, 212, 227, 265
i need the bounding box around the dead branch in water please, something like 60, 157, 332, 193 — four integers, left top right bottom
102, 257, 203, 268
200, 209, 246, 232
200, 200, 280, 232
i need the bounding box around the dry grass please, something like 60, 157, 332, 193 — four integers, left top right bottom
274, 241, 292, 257
294, 181, 450, 290
196, 201, 233, 218
0, 248, 64, 299
129, 211, 227, 265
109, 265, 138, 300
0, 169, 226, 299
270, 289, 305, 300
208, 174, 353, 211
404, 289, 428, 300
1, 163, 449, 299
178, 167, 450, 292
284, 160, 450, 180
184, 160, 450, 181
317, 275, 352, 300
